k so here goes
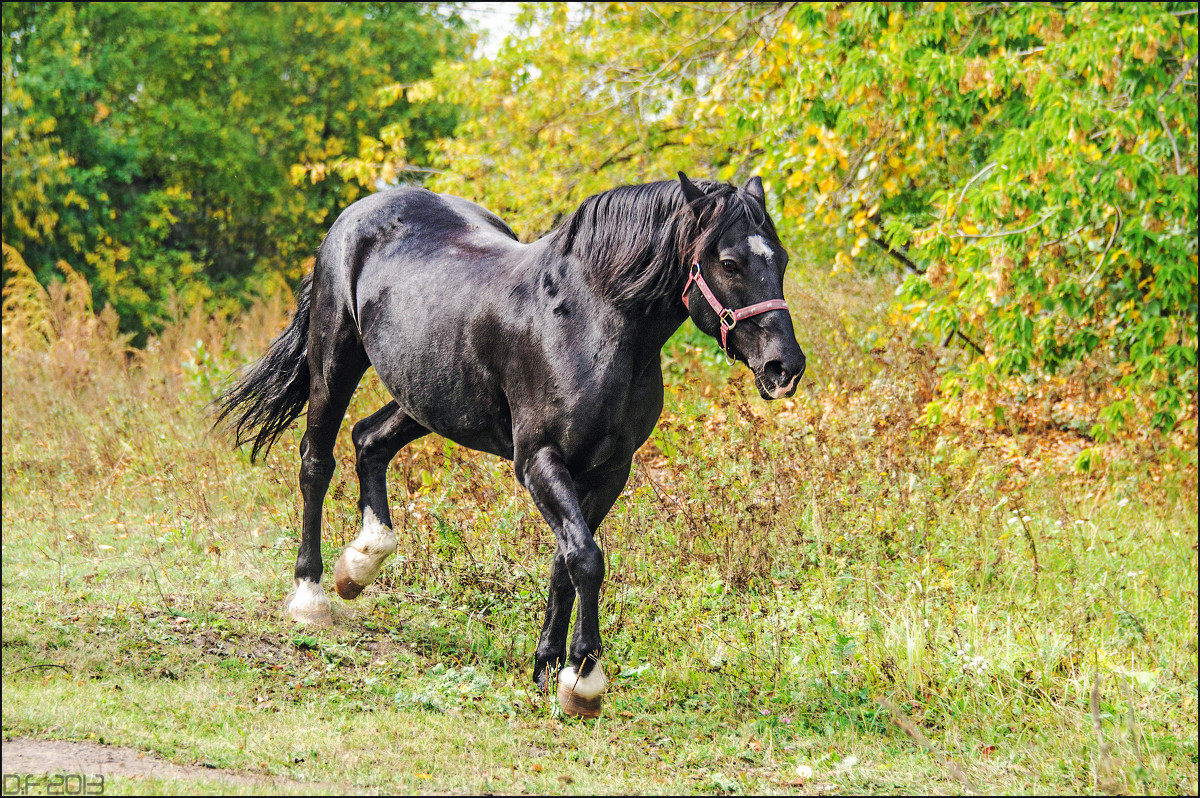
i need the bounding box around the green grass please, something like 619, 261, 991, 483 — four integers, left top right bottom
3, 280, 1197, 794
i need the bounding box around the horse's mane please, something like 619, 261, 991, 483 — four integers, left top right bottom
552, 178, 779, 309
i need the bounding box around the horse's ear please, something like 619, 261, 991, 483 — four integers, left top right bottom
678, 171, 705, 209
743, 175, 765, 201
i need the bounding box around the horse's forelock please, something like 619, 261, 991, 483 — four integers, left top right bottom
688, 184, 778, 263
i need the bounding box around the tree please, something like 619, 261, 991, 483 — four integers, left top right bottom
722, 3, 1197, 436
302, 3, 771, 236
3, 2, 467, 336
330, 2, 1196, 437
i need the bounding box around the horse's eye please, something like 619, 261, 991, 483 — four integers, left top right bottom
720, 259, 737, 273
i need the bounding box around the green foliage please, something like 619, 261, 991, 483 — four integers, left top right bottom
4, 0, 1194, 435
332, 2, 1196, 438
2, 2, 467, 338
711, 2, 1198, 434
316, 3, 756, 236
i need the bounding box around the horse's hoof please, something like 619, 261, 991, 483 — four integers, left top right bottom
333, 508, 395, 601
288, 579, 333, 626
557, 682, 603, 718
333, 555, 365, 600
534, 662, 558, 694
556, 664, 607, 719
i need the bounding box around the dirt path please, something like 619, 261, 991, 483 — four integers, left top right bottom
1, 737, 341, 793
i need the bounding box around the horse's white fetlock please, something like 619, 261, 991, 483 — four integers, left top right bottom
334, 507, 397, 600
558, 663, 607, 698
288, 579, 332, 626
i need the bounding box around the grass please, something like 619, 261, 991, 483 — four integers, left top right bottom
2, 265, 1197, 794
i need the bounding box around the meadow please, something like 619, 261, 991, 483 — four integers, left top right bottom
2, 258, 1196, 795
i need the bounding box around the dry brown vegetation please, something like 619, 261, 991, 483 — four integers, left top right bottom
2, 250, 1197, 794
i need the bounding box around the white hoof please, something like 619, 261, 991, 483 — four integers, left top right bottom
334, 507, 397, 600
557, 663, 607, 718
288, 579, 332, 626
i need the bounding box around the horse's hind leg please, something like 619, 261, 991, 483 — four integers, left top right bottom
288, 321, 368, 626
334, 401, 428, 600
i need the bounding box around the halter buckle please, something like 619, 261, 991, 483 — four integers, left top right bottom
719, 308, 737, 330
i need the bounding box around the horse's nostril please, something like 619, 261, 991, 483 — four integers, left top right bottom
764, 357, 805, 386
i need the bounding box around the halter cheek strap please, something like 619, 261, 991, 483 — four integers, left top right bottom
681, 262, 790, 354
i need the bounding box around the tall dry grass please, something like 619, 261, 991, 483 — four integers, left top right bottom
3, 245, 1191, 562
2, 246, 294, 552
2, 248, 1196, 794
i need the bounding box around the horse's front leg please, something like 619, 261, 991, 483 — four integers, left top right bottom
521, 447, 623, 718
533, 548, 575, 693
533, 460, 631, 697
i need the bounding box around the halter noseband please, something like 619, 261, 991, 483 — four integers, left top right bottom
681, 261, 790, 354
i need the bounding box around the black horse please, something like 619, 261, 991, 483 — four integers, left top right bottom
217, 172, 804, 717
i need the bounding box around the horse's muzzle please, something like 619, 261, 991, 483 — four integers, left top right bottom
754, 352, 805, 400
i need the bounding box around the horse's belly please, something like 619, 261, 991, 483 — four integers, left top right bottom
370, 358, 515, 460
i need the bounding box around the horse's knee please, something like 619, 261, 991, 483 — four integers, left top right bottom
565, 543, 604, 587
351, 416, 375, 458
353, 421, 399, 480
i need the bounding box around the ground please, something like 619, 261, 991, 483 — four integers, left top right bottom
3, 276, 1196, 795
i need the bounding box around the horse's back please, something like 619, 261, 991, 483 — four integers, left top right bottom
315, 186, 522, 322
314, 187, 529, 455
326, 187, 517, 257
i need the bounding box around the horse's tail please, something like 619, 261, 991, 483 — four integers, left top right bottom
214, 273, 313, 462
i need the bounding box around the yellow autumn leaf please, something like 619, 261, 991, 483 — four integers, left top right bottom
407, 80, 437, 103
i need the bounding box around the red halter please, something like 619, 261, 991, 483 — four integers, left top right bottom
681, 262, 790, 354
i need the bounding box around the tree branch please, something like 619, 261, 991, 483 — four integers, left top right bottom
952, 211, 1054, 239
949, 162, 1000, 225
1156, 107, 1183, 176
954, 329, 985, 357
872, 237, 923, 275
1160, 53, 1198, 101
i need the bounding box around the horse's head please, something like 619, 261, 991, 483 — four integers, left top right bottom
678, 172, 806, 400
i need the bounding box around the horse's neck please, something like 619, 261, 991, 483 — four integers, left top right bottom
527, 217, 691, 363
586, 267, 690, 370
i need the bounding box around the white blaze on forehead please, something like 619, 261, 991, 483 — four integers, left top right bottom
747, 234, 774, 263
